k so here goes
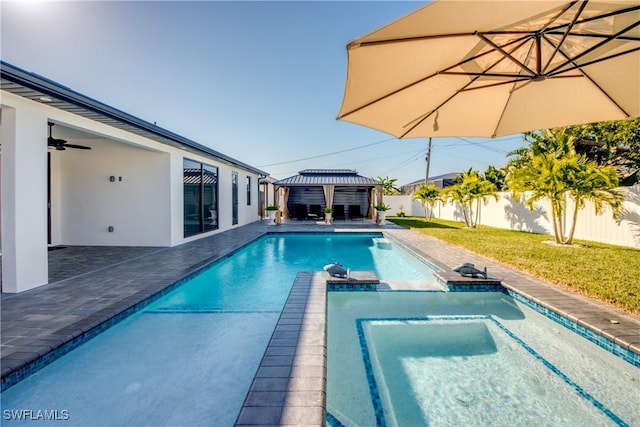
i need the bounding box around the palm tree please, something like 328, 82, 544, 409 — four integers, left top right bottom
376, 176, 400, 195
442, 169, 497, 228
483, 165, 507, 191
507, 153, 569, 243
442, 184, 472, 227
507, 128, 576, 169
564, 118, 640, 185
564, 157, 624, 244
412, 184, 440, 220
507, 153, 623, 245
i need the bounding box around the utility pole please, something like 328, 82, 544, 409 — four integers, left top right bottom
425, 137, 432, 184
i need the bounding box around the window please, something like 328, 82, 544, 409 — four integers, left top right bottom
232, 171, 238, 225
183, 159, 218, 237
246, 176, 251, 205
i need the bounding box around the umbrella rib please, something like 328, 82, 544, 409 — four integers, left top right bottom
478, 0, 581, 76
544, 4, 640, 34
489, 32, 543, 137
400, 37, 535, 137
485, 30, 639, 43
349, 4, 640, 70
547, 45, 640, 77
442, 71, 531, 79
546, 32, 640, 42
401, 61, 521, 137
337, 71, 439, 120
399, 75, 497, 137
350, 32, 481, 49
546, 18, 640, 75
479, 0, 580, 40
337, 34, 533, 120
461, 77, 534, 92
475, 32, 537, 77
542, 0, 588, 73
549, 39, 633, 118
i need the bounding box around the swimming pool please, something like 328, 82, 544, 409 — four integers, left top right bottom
0, 233, 435, 426
326, 292, 640, 427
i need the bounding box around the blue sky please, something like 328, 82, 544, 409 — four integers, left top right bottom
2, 1, 525, 185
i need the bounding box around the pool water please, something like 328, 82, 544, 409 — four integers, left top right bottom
327, 292, 640, 427
1, 233, 435, 426
150, 233, 436, 313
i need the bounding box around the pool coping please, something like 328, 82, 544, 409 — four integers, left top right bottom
235, 271, 327, 426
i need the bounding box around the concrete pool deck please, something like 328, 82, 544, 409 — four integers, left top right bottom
1, 219, 639, 425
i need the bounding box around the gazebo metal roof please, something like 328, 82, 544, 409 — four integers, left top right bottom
274, 169, 380, 187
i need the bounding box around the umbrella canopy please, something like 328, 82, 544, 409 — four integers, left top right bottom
337, 0, 640, 138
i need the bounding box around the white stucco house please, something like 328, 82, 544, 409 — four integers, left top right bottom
0, 61, 268, 293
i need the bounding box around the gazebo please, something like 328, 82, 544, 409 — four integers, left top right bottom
273, 169, 382, 220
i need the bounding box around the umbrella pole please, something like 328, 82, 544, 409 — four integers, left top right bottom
425, 137, 432, 184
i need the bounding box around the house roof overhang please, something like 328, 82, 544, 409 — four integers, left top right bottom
0, 61, 268, 176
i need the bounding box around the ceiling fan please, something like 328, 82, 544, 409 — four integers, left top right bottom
47, 123, 91, 151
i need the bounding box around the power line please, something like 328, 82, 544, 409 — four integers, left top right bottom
269, 148, 425, 178
432, 136, 524, 154
455, 137, 514, 154
324, 148, 427, 168
256, 137, 396, 167
379, 148, 426, 176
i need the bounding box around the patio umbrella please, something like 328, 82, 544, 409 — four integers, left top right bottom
337, 0, 640, 138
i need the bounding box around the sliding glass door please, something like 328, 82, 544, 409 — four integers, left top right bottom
183, 159, 218, 237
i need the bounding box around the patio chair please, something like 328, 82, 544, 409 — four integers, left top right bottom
333, 205, 345, 221
349, 204, 364, 221
293, 204, 308, 220
309, 204, 323, 220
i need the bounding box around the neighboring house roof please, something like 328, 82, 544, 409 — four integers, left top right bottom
259, 175, 278, 185
400, 172, 462, 192
403, 173, 462, 186
0, 61, 267, 176
274, 169, 380, 187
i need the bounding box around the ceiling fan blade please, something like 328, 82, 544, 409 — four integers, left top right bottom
47, 122, 91, 151
64, 143, 92, 150
49, 136, 67, 144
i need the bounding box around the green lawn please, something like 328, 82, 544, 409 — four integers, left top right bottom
389, 216, 640, 315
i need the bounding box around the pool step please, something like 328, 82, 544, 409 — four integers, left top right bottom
382, 280, 447, 291
325, 273, 449, 292
436, 272, 504, 292
372, 237, 393, 249
325, 271, 379, 291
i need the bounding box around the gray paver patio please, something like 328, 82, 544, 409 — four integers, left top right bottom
1, 218, 638, 426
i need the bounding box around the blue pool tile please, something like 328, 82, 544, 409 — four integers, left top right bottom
506, 290, 640, 368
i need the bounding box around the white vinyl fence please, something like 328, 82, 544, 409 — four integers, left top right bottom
385, 186, 640, 249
